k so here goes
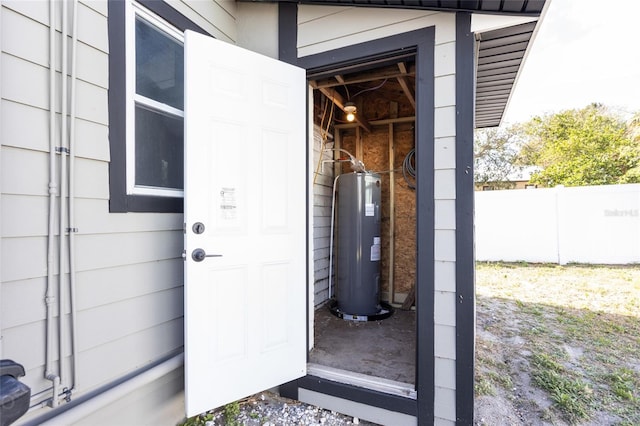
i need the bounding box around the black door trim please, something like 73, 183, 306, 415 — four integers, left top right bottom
279, 19, 436, 423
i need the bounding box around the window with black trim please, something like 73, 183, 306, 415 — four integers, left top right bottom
108, 1, 204, 212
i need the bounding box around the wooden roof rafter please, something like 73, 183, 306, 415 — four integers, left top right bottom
313, 66, 416, 90
396, 62, 415, 109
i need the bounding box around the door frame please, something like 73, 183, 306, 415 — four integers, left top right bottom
278, 5, 437, 422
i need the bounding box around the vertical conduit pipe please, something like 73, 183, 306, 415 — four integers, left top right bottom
45, 0, 61, 408
327, 174, 341, 300
387, 123, 395, 304
58, 0, 69, 393
68, 0, 79, 393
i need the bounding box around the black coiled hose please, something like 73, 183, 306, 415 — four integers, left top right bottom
402, 148, 416, 190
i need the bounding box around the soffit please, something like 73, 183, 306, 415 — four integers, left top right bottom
475, 20, 538, 128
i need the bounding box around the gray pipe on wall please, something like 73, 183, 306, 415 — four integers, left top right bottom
68, 0, 79, 394
45, 0, 61, 408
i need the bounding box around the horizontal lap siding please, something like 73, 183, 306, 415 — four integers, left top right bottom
236, 2, 278, 59
1, 259, 182, 329
74, 361, 185, 426
169, 0, 237, 42
298, 9, 459, 423
297, 5, 453, 56
0, 2, 183, 406
0, 0, 236, 418
2, 100, 110, 161
312, 126, 334, 306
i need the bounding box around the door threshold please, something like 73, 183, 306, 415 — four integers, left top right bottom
306, 363, 417, 400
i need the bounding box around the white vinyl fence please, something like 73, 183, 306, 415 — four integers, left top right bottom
475, 184, 640, 264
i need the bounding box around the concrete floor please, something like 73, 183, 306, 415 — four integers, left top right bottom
310, 305, 416, 385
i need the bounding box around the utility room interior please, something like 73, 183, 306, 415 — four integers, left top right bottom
308, 55, 419, 392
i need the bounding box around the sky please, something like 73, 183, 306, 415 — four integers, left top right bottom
502, 0, 640, 124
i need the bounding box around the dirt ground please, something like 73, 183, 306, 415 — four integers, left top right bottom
474, 263, 640, 426
474, 307, 628, 426
474, 297, 575, 426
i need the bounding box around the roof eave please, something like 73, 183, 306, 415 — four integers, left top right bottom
475, 0, 552, 128
241, 0, 545, 17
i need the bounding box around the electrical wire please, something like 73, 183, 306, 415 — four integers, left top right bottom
313, 97, 334, 185
367, 168, 402, 175
351, 79, 388, 99
322, 148, 365, 172
343, 84, 351, 102
320, 97, 334, 142
402, 148, 416, 190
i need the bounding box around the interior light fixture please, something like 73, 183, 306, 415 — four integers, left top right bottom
344, 102, 357, 122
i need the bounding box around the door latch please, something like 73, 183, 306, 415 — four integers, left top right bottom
191, 248, 223, 262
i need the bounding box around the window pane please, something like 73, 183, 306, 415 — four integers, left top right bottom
136, 17, 184, 110
135, 105, 184, 190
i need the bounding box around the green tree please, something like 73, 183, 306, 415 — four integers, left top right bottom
620, 112, 640, 183
474, 125, 527, 189
521, 104, 640, 187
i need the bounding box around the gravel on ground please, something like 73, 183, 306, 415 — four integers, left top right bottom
185, 391, 379, 426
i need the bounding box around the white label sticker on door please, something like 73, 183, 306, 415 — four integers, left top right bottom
365, 203, 375, 217
220, 187, 237, 220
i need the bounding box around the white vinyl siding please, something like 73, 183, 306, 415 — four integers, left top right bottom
298, 5, 455, 56
297, 8, 459, 423
0, 1, 235, 422
311, 126, 334, 306
71, 366, 184, 426
236, 2, 279, 59
166, 0, 237, 43
431, 17, 458, 426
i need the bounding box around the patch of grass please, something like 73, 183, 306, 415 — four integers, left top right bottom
179, 400, 245, 426
605, 368, 637, 401
224, 401, 241, 426
530, 352, 593, 422
475, 338, 516, 398
179, 412, 214, 426
487, 371, 513, 390
475, 376, 495, 396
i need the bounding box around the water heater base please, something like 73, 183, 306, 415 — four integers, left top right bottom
329, 300, 394, 322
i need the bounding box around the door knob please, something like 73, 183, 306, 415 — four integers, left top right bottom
191, 248, 223, 262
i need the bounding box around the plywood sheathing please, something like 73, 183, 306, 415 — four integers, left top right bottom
392, 123, 416, 298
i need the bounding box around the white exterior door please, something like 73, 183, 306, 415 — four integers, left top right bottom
184, 31, 307, 417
